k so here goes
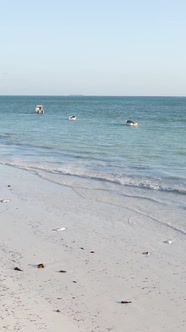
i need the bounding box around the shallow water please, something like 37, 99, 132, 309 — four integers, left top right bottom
0, 96, 185, 232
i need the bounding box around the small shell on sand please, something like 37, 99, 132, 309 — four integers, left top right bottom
52, 227, 66, 232
164, 240, 174, 244
120, 300, 132, 304
14, 267, 23, 271
142, 251, 150, 255
0, 199, 10, 203
37, 263, 45, 268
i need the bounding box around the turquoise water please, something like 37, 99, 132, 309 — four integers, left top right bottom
0, 96, 186, 232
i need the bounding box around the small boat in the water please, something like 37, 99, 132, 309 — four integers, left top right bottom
68, 115, 76, 120
125, 120, 138, 126
36, 105, 44, 114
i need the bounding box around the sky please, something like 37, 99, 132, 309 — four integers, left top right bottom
0, 0, 186, 96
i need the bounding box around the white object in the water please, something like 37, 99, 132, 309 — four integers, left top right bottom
52, 227, 66, 232
125, 120, 138, 126
68, 115, 76, 120
0, 199, 10, 203
35, 105, 44, 114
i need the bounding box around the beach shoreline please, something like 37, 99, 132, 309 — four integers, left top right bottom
1, 164, 186, 331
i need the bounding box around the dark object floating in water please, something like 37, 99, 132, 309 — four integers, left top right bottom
125, 120, 138, 126
14, 267, 23, 271
37, 263, 45, 268
73, 280, 77, 283
120, 300, 132, 304
8, 185, 11, 187
90, 250, 95, 253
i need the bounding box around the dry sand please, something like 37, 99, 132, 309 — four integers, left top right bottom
0, 164, 186, 331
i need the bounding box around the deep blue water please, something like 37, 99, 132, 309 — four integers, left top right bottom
0, 96, 186, 231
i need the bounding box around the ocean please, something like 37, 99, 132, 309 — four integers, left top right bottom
0, 96, 185, 233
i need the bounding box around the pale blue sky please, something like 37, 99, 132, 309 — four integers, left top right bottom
1, 0, 186, 96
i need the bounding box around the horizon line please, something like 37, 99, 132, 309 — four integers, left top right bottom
0, 94, 186, 98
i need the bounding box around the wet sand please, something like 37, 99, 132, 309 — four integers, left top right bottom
0, 164, 186, 331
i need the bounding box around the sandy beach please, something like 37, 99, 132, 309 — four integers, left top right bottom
0, 164, 186, 332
